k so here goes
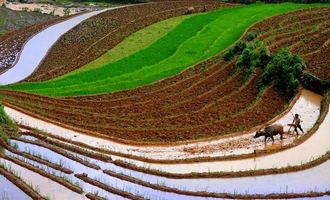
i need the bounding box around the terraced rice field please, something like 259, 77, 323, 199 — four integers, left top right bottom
5, 3, 326, 96
0, 1, 329, 199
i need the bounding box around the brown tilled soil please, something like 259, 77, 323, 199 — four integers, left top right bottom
15, 92, 326, 165
1, 7, 329, 144
86, 193, 107, 200
247, 7, 330, 80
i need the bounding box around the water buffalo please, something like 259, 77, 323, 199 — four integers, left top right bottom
254, 124, 284, 143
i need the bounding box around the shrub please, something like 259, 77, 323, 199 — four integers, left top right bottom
235, 45, 259, 79
223, 41, 247, 62
235, 45, 255, 69
33, 8, 42, 13
22, 7, 29, 12
235, 41, 270, 79
0, 105, 13, 145
50, 9, 56, 16
0, 129, 10, 145
320, 94, 328, 115
63, 8, 71, 16
0, 104, 17, 134
259, 48, 304, 99
257, 44, 271, 69
232, 41, 247, 54
223, 50, 234, 61
246, 31, 258, 41
300, 72, 329, 94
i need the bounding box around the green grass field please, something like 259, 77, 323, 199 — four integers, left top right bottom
73, 15, 190, 74
5, 3, 327, 97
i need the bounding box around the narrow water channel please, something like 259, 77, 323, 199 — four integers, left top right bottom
0, 175, 32, 200
10, 134, 330, 197
0, 9, 111, 85
0, 158, 86, 200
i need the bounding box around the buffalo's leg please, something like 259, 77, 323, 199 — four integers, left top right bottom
271, 136, 275, 142
280, 133, 283, 140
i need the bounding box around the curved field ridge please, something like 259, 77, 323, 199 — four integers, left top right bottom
109, 158, 330, 195
1, 147, 127, 199
5, 3, 325, 96
248, 6, 330, 80
0, 174, 32, 200
3, 135, 330, 199
1, 89, 321, 162
0, 93, 329, 199
113, 103, 330, 174
0, 106, 330, 199
0, 158, 86, 200
0, 8, 112, 85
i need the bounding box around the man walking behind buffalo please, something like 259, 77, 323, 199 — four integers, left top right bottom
293, 114, 304, 135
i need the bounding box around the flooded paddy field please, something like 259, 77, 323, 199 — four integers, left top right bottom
0, 2, 329, 200
0, 174, 32, 200
1, 126, 330, 199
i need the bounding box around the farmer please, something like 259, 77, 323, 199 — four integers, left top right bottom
292, 113, 304, 135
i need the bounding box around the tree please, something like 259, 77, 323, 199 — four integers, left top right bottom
235, 41, 270, 77
260, 48, 304, 99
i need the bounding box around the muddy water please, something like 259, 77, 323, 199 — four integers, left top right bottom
0, 175, 32, 200
0, 9, 111, 85
107, 160, 330, 195
19, 135, 38, 141
113, 103, 330, 174
0, 158, 86, 200
12, 136, 330, 197
35, 138, 330, 196
11, 140, 222, 200
10, 140, 126, 200
179, 89, 322, 157
1, 91, 327, 198
277, 89, 321, 133
3, 89, 322, 161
